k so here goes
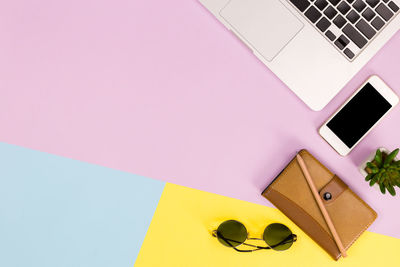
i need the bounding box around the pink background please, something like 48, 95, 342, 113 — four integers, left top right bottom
1, 0, 400, 238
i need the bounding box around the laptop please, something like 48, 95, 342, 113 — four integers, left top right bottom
199, 0, 400, 110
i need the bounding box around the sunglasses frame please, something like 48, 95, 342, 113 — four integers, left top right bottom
212, 220, 297, 252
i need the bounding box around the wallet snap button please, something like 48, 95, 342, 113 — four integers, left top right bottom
323, 192, 332, 201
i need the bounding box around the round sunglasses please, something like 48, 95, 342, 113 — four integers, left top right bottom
212, 220, 297, 252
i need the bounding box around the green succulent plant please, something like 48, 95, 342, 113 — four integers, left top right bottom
365, 148, 400, 196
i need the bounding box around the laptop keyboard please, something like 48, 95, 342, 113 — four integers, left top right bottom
288, 0, 399, 60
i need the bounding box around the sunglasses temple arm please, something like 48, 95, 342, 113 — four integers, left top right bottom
218, 235, 270, 252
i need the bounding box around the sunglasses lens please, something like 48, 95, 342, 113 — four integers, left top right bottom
263, 223, 294, 251
216, 220, 247, 248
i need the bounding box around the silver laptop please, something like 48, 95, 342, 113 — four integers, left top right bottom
199, 0, 400, 110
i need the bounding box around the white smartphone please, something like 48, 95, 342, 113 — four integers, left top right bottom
319, 75, 399, 156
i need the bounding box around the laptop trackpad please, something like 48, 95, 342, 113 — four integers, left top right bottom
220, 0, 303, 61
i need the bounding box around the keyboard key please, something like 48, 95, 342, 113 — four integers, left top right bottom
333, 14, 347, 27
344, 48, 355, 58
362, 8, 376, 21
356, 19, 377, 39
338, 1, 351, 14
343, 23, 368, 48
339, 34, 350, 45
326, 30, 337, 40
388, 1, 399, 12
347, 0, 355, 3
376, 3, 394, 21
366, 0, 380, 8
324, 6, 338, 18
305, 6, 322, 22
315, 0, 329, 10
347, 10, 361, 22
371, 16, 385, 29
328, 0, 341, 5
334, 34, 350, 49
289, 0, 311, 12
317, 17, 332, 31
353, 0, 367, 12
334, 39, 346, 49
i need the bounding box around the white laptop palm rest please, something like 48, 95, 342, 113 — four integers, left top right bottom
199, 0, 400, 110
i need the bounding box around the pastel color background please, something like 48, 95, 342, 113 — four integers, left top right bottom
1, 0, 400, 266
0, 143, 165, 266
2, 144, 400, 267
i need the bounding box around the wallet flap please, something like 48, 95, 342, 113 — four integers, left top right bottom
319, 175, 348, 204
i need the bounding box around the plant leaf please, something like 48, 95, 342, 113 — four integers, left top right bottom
382, 172, 389, 182
365, 174, 373, 181
366, 162, 379, 173
367, 161, 378, 168
379, 183, 386, 194
386, 184, 396, 196
369, 176, 378, 186
384, 148, 399, 167
374, 149, 383, 167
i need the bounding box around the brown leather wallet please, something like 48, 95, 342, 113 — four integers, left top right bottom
262, 150, 377, 260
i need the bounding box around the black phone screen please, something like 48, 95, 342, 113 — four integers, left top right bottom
327, 83, 392, 148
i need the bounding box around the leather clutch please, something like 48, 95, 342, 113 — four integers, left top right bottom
261, 150, 377, 260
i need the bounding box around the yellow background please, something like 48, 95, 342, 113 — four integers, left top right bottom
135, 183, 400, 267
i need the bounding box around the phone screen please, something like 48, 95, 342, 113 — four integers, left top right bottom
327, 83, 392, 148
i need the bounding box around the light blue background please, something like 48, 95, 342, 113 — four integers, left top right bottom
0, 143, 165, 267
